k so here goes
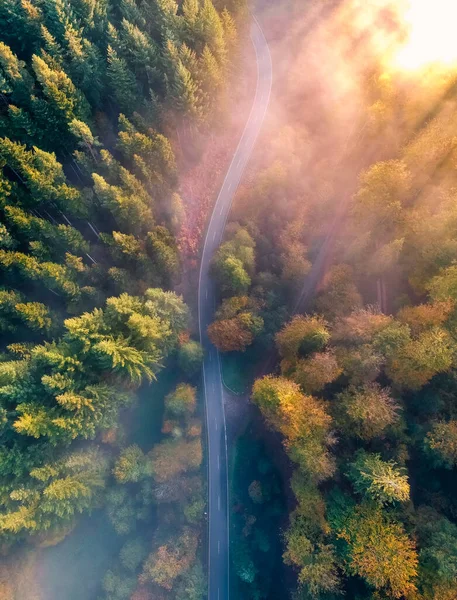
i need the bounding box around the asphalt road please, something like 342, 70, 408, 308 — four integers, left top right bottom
198, 16, 272, 600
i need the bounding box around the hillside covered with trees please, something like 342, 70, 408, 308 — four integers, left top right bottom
0, 0, 246, 597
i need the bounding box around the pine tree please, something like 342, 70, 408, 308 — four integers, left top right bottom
94, 336, 156, 384
198, 45, 222, 117
31, 54, 90, 145
0, 0, 42, 58
15, 301, 53, 333
63, 23, 105, 107
0, 137, 85, 215
92, 173, 153, 234
116, 115, 177, 191
39, 0, 74, 44
119, 18, 158, 87
0, 448, 108, 538
40, 25, 65, 67
69, 118, 99, 160
0, 249, 80, 299
195, 0, 226, 64
165, 40, 200, 118
139, 0, 179, 42
3, 204, 89, 258
71, 0, 107, 36
106, 45, 138, 114
0, 41, 33, 105
2, 105, 37, 145
220, 8, 237, 56
119, 0, 147, 29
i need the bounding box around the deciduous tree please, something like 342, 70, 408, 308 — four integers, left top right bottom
338, 504, 418, 598
348, 451, 410, 505
336, 383, 400, 440
425, 421, 457, 468
252, 376, 334, 482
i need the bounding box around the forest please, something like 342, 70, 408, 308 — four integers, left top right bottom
207, 0, 457, 599
0, 0, 245, 597
2, 0, 457, 599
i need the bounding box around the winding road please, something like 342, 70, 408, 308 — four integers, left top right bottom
198, 16, 273, 600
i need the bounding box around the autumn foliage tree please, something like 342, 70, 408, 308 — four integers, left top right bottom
207, 295, 263, 352
140, 528, 198, 590
348, 451, 410, 505
276, 315, 330, 366
336, 504, 418, 598
336, 383, 400, 440
424, 421, 457, 469
252, 376, 334, 482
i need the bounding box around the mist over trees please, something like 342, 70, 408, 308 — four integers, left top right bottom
208, 0, 457, 598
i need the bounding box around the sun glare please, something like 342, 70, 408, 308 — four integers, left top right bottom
395, 0, 457, 70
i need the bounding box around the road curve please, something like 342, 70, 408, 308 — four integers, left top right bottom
198, 16, 272, 600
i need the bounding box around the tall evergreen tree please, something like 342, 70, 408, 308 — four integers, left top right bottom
106, 44, 138, 114
0, 41, 33, 105
165, 40, 200, 118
